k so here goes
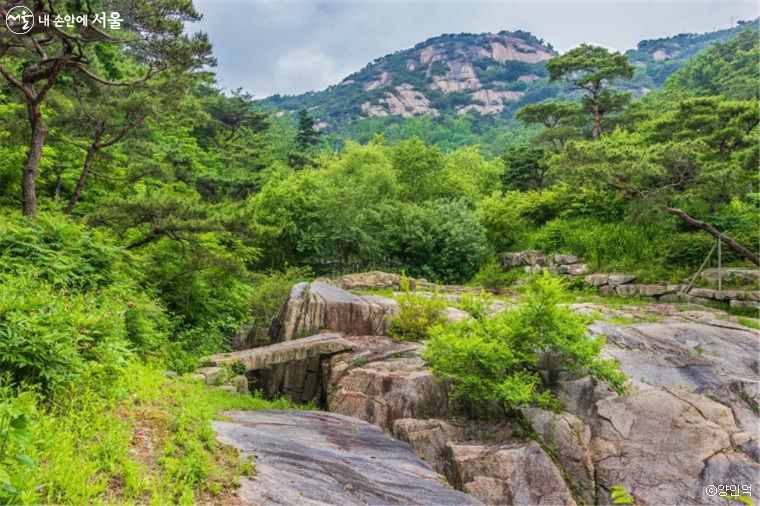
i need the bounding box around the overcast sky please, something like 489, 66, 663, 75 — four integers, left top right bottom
192, 1, 758, 98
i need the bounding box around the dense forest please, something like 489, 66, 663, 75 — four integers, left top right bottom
0, 1, 758, 504
262, 21, 756, 155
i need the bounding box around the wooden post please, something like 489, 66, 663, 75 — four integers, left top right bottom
717, 236, 722, 292
685, 241, 717, 294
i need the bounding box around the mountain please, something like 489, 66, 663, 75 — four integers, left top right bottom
625, 19, 758, 88
258, 21, 756, 153
262, 30, 558, 127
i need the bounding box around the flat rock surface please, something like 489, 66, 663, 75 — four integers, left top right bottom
214, 410, 482, 506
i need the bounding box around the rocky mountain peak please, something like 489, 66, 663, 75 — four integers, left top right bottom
344, 31, 556, 118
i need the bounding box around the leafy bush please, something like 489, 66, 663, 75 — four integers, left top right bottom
377, 199, 491, 283
0, 381, 39, 505
661, 232, 715, 268
388, 276, 447, 341
0, 276, 133, 392
0, 215, 171, 391
0, 213, 128, 291
457, 291, 494, 320
471, 259, 521, 291
424, 273, 626, 416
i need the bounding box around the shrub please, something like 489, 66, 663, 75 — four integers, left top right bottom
476, 193, 528, 252
0, 275, 135, 392
0, 214, 174, 390
377, 199, 490, 284
662, 232, 715, 269
458, 291, 494, 320
472, 259, 520, 291
424, 273, 626, 416
0, 213, 126, 291
388, 276, 447, 341
0, 381, 40, 505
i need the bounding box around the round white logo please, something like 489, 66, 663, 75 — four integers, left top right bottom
6, 6, 35, 35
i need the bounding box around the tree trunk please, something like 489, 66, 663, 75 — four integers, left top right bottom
591, 92, 602, 140
65, 145, 97, 215
22, 101, 45, 217
665, 207, 759, 266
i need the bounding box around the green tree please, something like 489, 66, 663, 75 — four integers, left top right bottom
501, 146, 549, 191
546, 44, 634, 139
663, 28, 759, 100
289, 109, 322, 168
516, 102, 582, 149
0, 0, 213, 216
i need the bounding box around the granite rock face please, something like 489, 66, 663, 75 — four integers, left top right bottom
269, 281, 399, 342
324, 336, 449, 430
221, 281, 760, 506
214, 410, 482, 506
338, 271, 404, 291
393, 418, 576, 506
208, 332, 355, 371
555, 318, 760, 504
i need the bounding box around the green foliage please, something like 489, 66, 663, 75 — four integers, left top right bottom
388, 276, 447, 341
425, 273, 627, 414
0, 214, 171, 391
663, 27, 759, 100
247, 267, 312, 345
457, 291, 494, 320
250, 141, 491, 282
0, 382, 39, 505
471, 260, 518, 291
547, 44, 634, 137
501, 146, 550, 191
516, 102, 583, 149
611, 485, 635, 504
0, 362, 301, 505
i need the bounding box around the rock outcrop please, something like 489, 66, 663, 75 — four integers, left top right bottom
224, 279, 760, 506
316, 299, 760, 505
393, 418, 577, 505
324, 336, 449, 430
269, 281, 398, 342
215, 410, 482, 505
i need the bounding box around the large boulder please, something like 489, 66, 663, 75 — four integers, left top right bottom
214, 410, 482, 505
393, 418, 576, 506
269, 282, 399, 342
592, 319, 760, 447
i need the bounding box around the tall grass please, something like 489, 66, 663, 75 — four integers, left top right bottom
530, 217, 695, 282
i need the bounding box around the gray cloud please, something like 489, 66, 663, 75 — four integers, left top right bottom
193, 0, 758, 98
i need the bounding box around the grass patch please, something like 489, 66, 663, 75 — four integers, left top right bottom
2, 362, 300, 505
737, 317, 760, 330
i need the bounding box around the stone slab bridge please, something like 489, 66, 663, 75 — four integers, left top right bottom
205, 333, 356, 403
